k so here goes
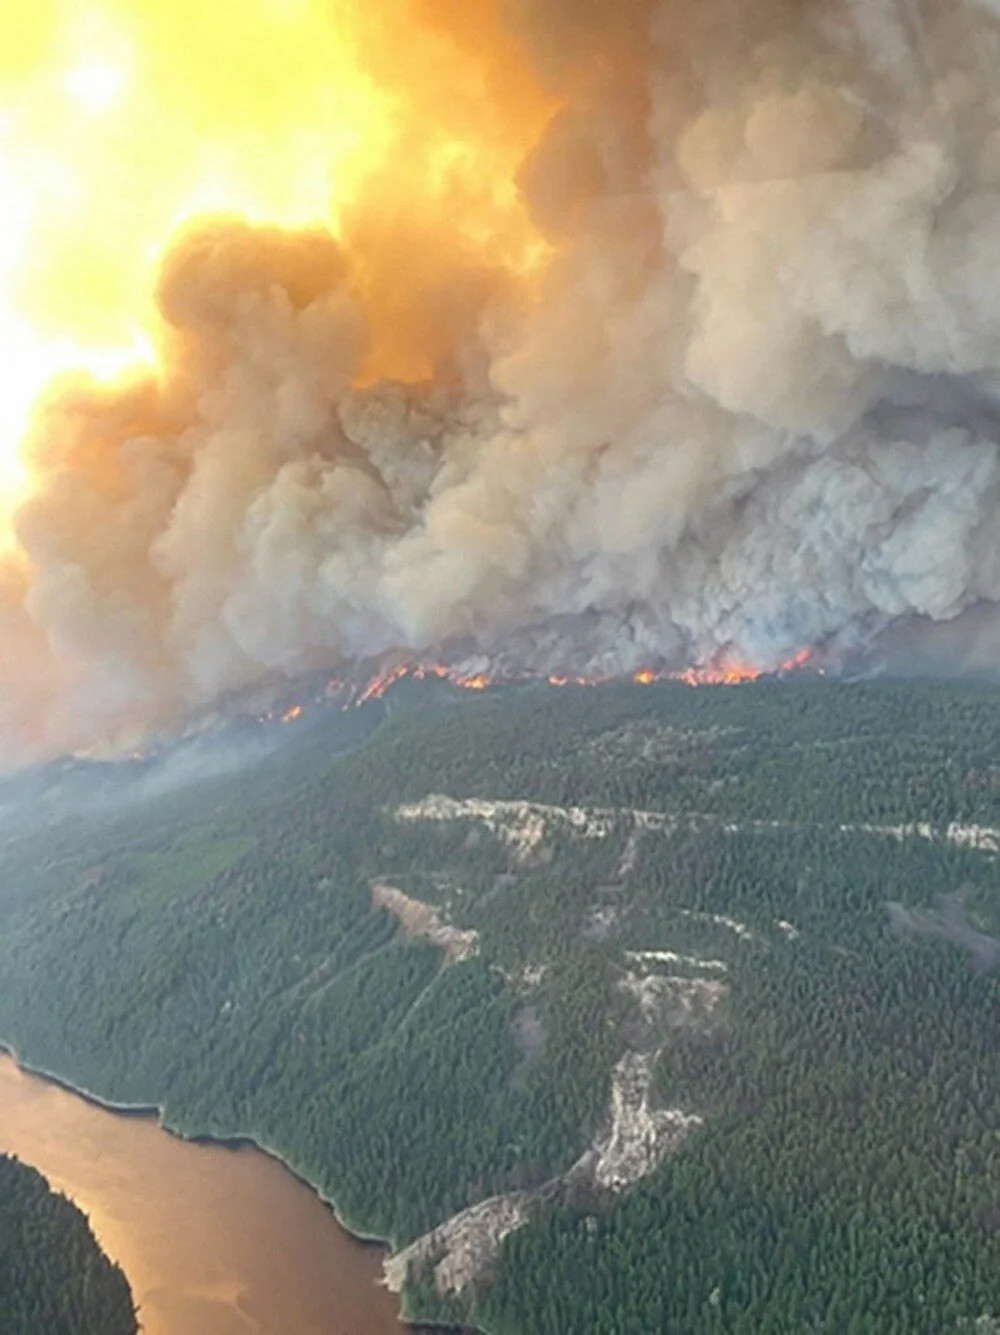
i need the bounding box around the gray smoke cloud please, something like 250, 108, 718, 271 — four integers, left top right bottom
4, 0, 1000, 764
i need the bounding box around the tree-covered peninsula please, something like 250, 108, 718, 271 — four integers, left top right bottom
0, 1153, 137, 1334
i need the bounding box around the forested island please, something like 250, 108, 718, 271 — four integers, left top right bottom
0, 1153, 137, 1334
0, 676, 997, 1332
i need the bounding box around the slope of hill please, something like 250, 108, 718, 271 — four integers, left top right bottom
0, 1154, 137, 1335
0, 677, 998, 1332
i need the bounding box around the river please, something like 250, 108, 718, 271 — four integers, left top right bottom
0, 1053, 411, 1334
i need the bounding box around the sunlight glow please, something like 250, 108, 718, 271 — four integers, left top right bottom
0, 0, 552, 523
64, 61, 126, 113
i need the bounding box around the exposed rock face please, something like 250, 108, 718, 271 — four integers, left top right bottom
626, 949, 729, 974
395, 794, 620, 858
846, 820, 1000, 854
383, 1045, 706, 1298
397, 794, 1000, 859
384, 787, 741, 1301
590, 1052, 704, 1193
370, 882, 479, 963
618, 970, 728, 1027
384, 1192, 535, 1298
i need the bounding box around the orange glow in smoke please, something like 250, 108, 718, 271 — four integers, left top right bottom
0, 0, 557, 523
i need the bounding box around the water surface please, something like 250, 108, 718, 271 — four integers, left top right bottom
0, 1053, 409, 1334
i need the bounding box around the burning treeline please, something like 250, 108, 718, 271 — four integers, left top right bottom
251, 650, 813, 736
343, 649, 818, 712
2, 0, 1000, 764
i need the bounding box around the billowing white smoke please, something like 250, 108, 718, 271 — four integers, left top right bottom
5, 0, 1000, 763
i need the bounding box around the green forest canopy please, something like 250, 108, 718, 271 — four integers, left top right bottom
0, 1153, 136, 1335
0, 676, 996, 1332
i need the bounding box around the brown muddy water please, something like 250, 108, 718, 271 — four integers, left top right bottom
0, 1052, 411, 1334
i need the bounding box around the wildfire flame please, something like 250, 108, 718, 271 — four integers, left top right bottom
310, 649, 817, 714
669, 648, 814, 687
0, 0, 556, 523
252, 648, 817, 731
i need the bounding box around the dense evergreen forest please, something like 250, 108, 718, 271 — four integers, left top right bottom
0, 676, 997, 1331
0, 1153, 137, 1334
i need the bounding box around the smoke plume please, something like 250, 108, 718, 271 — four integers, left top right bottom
5, 0, 1000, 762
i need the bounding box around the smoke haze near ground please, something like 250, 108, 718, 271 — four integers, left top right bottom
4, 0, 1000, 764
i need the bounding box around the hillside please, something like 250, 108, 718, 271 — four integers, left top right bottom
0, 677, 998, 1332
0, 1154, 137, 1334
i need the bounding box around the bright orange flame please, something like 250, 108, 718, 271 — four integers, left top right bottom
667, 648, 814, 687
340, 650, 815, 710
255, 650, 817, 725
454, 673, 490, 691
0, 0, 556, 521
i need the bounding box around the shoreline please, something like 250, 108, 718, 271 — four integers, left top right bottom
0, 1041, 474, 1334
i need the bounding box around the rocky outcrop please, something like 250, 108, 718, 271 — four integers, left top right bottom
588, 1051, 704, 1193
371, 882, 479, 964
384, 1192, 535, 1298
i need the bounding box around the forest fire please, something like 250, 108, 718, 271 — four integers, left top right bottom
349, 662, 505, 707
1, 0, 992, 772
254, 642, 819, 734
307, 648, 818, 718
671, 649, 814, 688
